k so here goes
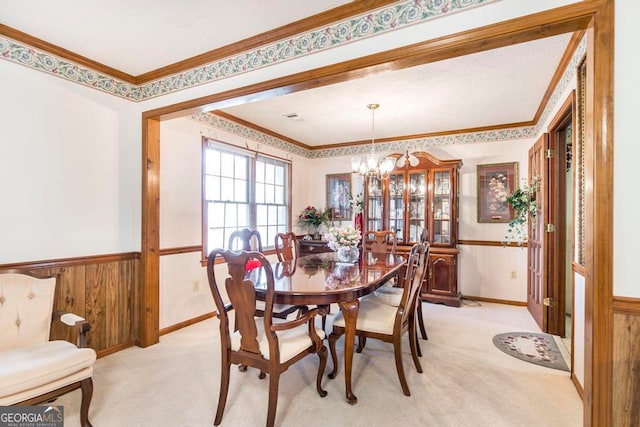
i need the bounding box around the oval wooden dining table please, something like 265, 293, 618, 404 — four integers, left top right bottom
248, 250, 406, 404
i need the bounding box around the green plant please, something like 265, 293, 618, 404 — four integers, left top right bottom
298, 206, 330, 227
504, 176, 540, 245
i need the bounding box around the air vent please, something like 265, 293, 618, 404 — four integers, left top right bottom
283, 113, 304, 121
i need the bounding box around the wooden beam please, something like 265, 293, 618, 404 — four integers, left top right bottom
140, 116, 161, 347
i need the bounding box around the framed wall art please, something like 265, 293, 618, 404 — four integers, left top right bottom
477, 162, 518, 223
326, 173, 352, 220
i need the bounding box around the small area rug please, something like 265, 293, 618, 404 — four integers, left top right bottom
492, 332, 569, 372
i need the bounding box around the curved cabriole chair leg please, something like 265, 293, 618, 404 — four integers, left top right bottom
417, 298, 428, 340
356, 336, 366, 353
214, 360, 231, 426
79, 378, 93, 427
327, 332, 341, 379
393, 340, 410, 396
266, 371, 280, 427
409, 323, 423, 373
316, 346, 328, 397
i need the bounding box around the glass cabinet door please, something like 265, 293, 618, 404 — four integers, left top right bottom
408, 171, 426, 243
388, 173, 405, 242
433, 170, 452, 244
366, 176, 383, 232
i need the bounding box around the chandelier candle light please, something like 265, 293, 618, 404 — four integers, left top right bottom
351, 103, 395, 178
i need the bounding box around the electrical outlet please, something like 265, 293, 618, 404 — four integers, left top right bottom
510, 271, 517, 280
192, 280, 200, 291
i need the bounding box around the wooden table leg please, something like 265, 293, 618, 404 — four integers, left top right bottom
339, 299, 359, 405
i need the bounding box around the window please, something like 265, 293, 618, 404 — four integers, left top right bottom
203, 138, 290, 255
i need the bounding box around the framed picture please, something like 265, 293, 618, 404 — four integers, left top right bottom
477, 162, 518, 223
326, 173, 352, 220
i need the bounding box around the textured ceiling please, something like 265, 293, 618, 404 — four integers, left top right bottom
220, 33, 572, 146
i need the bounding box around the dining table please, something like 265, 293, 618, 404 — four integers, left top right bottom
249, 249, 406, 404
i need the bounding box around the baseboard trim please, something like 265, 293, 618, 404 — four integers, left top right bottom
462, 295, 527, 306
160, 312, 216, 336
96, 340, 135, 359
571, 372, 585, 402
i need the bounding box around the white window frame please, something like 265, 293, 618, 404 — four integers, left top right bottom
202, 138, 291, 257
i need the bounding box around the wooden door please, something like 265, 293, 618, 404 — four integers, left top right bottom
527, 133, 549, 330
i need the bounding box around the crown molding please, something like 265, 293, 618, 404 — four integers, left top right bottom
0, 0, 498, 101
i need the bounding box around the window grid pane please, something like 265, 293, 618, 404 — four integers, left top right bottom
205, 146, 289, 253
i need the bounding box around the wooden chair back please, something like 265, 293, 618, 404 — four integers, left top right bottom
228, 228, 263, 252
419, 227, 429, 244
207, 249, 275, 360
0, 270, 56, 351
395, 243, 429, 331
274, 232, 299, 262
365, 230, 397, 255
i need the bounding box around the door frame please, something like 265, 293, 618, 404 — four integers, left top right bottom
140, 2, 614, 424
546, 92, 576, 339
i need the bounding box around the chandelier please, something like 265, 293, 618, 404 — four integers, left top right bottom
351, 103, 394, 178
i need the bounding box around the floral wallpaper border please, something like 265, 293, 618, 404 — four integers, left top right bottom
0, 0, 497, 101
191, 112, 535, 159
192, 34, 587, 157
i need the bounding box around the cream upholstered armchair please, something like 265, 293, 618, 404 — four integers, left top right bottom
0, 271, 96, 427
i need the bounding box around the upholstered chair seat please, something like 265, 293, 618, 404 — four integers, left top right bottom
229, 319, 325, 362
0, 340, 95, 404
332, 299, 397, 335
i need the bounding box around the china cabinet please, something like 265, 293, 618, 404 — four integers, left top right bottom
364, 152, 463, 307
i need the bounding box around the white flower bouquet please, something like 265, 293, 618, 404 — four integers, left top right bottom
324, 225, 361, 251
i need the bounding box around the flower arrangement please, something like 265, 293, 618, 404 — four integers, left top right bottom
324, 225, 361, 251
504, 176, 541, 245
298, 206, 330, 227
349, 192, 364, 214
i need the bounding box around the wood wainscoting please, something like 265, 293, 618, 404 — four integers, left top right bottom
612, 296, 640, 426
0, 253, 140, 358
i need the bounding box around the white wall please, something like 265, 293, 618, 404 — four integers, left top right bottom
573, 272, 585, 386
614, 1, 640, 298
158, 117, 310, 326
0, 60, 140, 264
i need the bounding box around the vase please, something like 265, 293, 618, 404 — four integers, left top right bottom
336, 246, 360, 263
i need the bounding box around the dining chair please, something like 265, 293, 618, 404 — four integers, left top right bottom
228, 228, 301, 320
416, 227, 429, 342
274, 231, 299, 262
206, 249, 327, 427
365, 230, 397, 255
273, 232, 311, 317
228, 227, 263, 252
328, 243, 428, 396
275, 231, 331, 330
368, 242, 431, 356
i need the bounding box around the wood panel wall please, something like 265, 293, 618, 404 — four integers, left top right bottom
0, 253, 139, 357
612, 297, 640, 426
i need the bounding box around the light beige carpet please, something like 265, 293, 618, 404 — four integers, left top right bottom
55, 302, 582, 426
